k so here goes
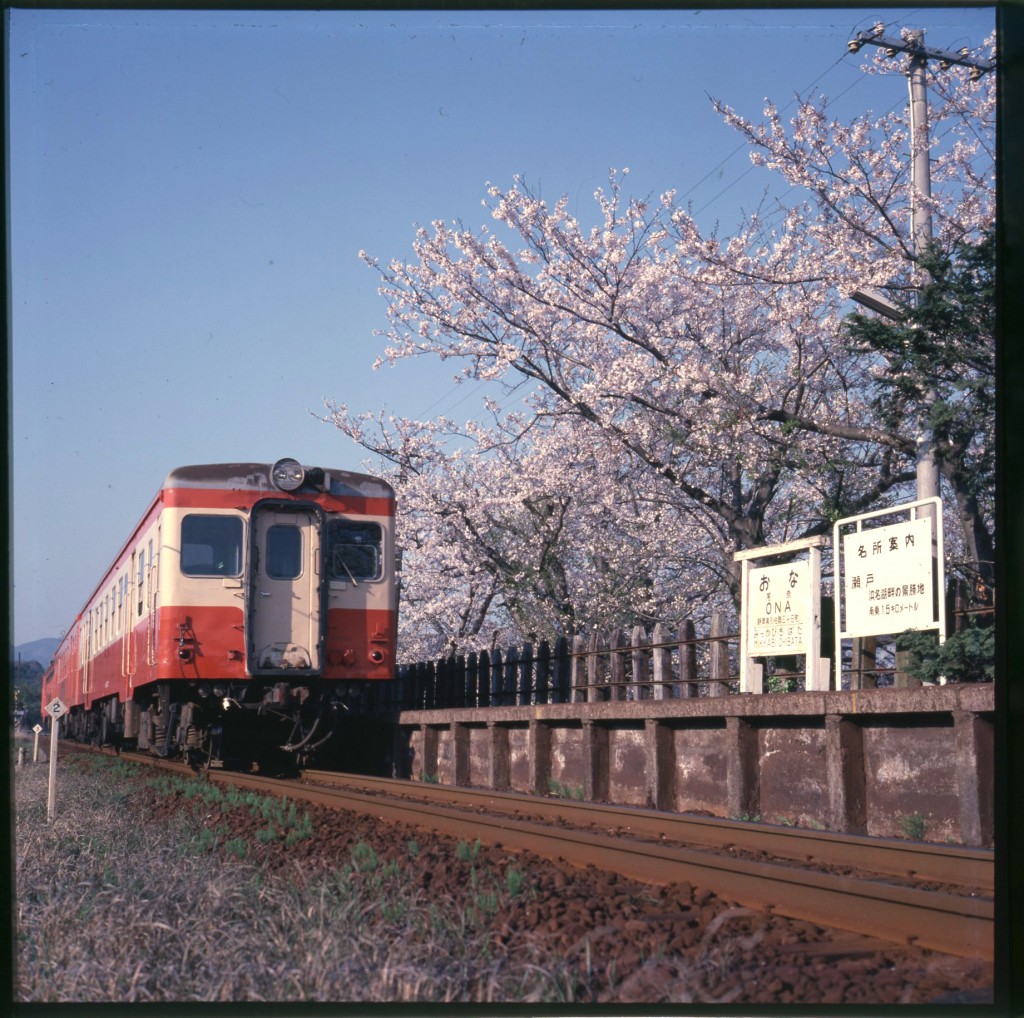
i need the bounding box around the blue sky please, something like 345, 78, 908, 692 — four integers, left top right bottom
8, 7, 995, 647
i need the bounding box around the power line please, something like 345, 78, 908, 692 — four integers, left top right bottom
415, 18, 989, 426
685, 10, 984, 224
687, 42, 870, 219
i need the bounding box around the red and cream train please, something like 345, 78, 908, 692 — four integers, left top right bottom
41, 459, 398, 770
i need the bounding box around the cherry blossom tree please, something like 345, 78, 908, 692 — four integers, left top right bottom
324, 402, 739, 658
326, 37, 994, 657
327, 184, 901, 655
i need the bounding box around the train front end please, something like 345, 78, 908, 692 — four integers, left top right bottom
139, 459, 398, 770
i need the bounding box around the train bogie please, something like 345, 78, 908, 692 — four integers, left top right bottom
41, 460, 398, 770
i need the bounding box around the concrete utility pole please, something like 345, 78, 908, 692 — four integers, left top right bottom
847, 26, 994, 506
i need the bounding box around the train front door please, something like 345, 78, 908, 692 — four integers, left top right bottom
249, 505, 324, 674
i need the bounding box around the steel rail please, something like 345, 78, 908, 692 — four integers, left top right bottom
302, 770, 994, 893
208, 768, 991, 961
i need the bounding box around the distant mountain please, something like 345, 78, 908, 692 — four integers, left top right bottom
14, 638, 60, 667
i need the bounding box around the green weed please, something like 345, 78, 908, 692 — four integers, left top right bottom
899, 812, 927, 840
351, 841, 379, 873
456, 839, 481, 863
223, 837, 248, 860
505, 867, 525, 897
547, 777, 585, 800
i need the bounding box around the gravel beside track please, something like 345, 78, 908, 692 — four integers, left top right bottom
18, 743, 994, 1005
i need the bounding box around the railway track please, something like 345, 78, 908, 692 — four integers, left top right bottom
302, 770, 994, 893
86, 747, 994, 960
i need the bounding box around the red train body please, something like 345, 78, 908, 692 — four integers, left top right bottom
41, 459, 398, 769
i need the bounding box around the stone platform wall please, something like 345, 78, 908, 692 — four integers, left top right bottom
392, 684, 994, 846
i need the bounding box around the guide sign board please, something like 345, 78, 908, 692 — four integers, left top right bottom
833, 497, 944, 686
841, 516, 933, 637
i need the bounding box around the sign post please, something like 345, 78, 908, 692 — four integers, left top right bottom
32, 723, 42, 764
44, 698, 68, 823
735, 535, 830, 693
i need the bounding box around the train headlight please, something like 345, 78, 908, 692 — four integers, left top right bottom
271, 457, 306, 492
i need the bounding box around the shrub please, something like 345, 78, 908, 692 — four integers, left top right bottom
896, 623, 994, 684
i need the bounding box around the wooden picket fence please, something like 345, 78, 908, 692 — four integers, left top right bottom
371, 576, 996, 712
389, 613, 739, 711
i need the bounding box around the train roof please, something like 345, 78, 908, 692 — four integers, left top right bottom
45, 460, 395, 666
162, 462, 395, 500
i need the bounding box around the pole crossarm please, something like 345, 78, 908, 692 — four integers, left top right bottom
848, 27, 995, 78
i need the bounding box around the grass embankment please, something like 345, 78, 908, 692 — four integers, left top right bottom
14, 753, 574, 1003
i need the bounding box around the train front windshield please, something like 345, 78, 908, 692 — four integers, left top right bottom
181, 515, 244, 576
327, 520, 382, 581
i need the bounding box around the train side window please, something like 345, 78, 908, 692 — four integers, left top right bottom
327, 520, 382, 581
181, 515, 243, 576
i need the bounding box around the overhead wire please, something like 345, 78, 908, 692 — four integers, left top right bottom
424, 32, 867, 424
690, 13, 923, 222
703, 9, 991, 241
413, 10, 988, 425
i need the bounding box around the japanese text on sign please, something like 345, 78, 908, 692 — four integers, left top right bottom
842, 517, 933, 637
748, 560, 808, 655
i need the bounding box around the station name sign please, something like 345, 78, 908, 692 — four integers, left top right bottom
735, 535, 829, 693
748, 559, 809, 655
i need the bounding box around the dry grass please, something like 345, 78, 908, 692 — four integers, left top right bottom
14, 754, 575, 1003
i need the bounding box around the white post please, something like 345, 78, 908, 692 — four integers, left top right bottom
806, 544, 827, 691
739, 556, 752, 693
44, 698, 67, 823
33, 725, 41, 763
47, 720, 59, 822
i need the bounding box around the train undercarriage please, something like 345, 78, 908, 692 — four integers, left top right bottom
62, 680, 394, 776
